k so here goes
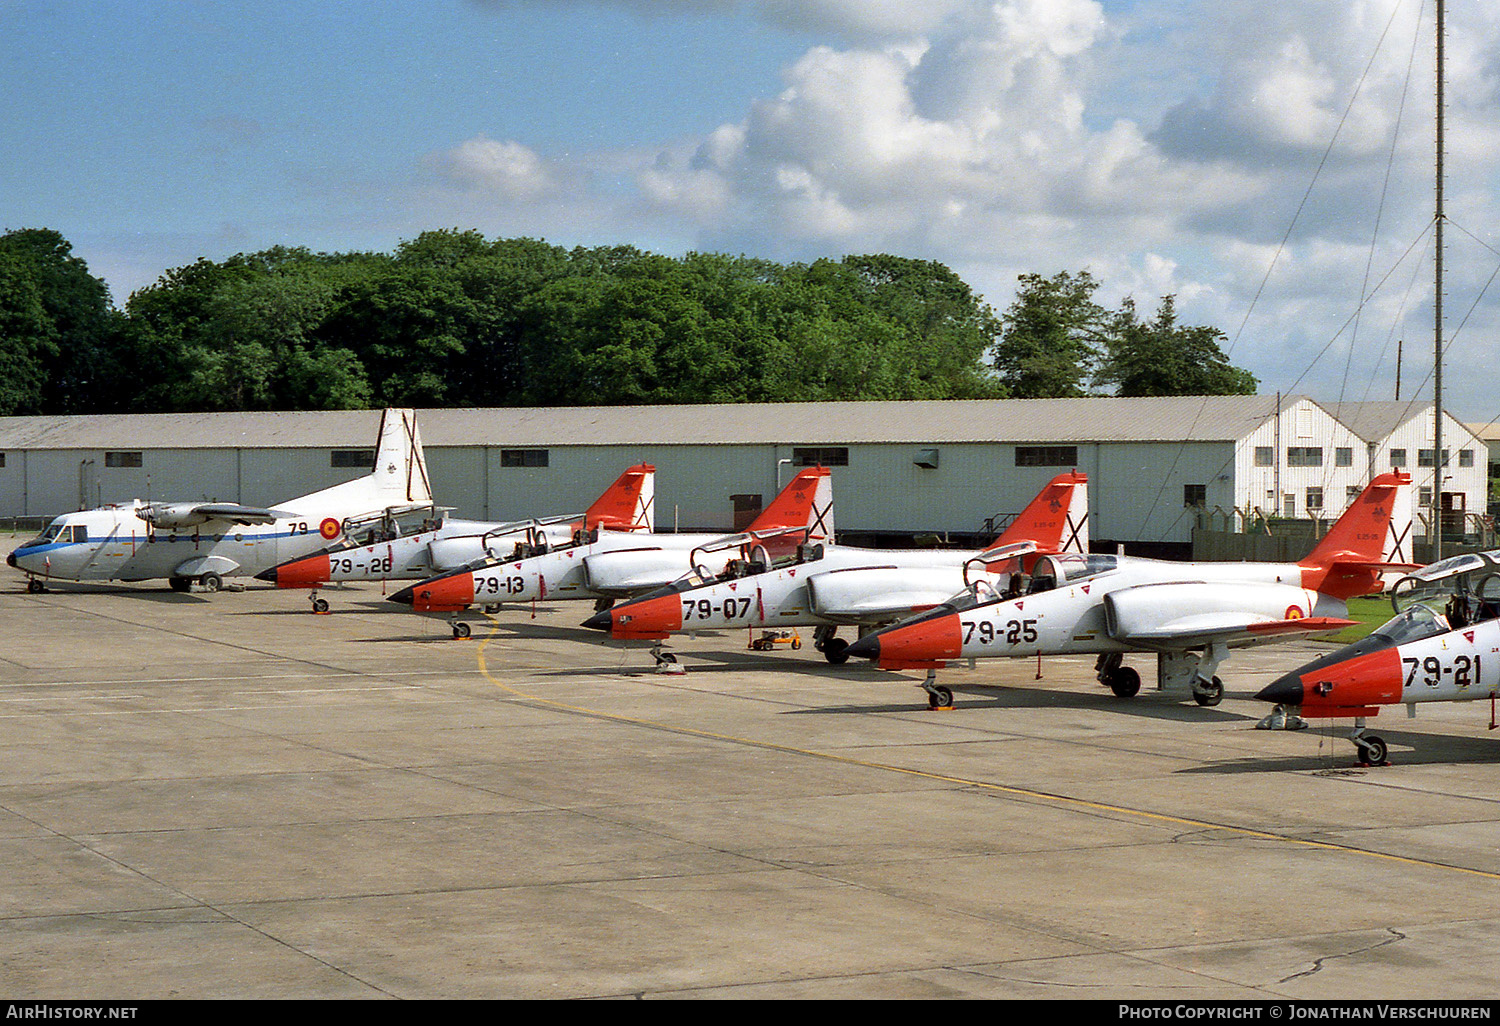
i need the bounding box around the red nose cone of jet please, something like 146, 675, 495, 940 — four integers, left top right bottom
392, 572, 475, 613
1255, 647, 1405, 713
258, 553, 330, 588
846, 614, 964, 670
590, 593, 681, 640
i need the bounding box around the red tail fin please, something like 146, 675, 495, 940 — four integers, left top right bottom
991, 472, 1088, 552
748, 467, 834, 540
584, 464, 655, 532
1299, 472, 1414, 599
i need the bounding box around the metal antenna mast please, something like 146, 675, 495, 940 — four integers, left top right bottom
1433, 0, 1445, 562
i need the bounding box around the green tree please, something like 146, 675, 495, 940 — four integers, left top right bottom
0, 228, 119, 412
0, 253, 57, 415
992, 270, 1108, 398
1093, 295, 1257, 397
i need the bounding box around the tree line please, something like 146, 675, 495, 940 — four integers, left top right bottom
0, 227, 1256, 416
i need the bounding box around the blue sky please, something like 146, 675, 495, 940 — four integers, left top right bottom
4, 0, 1499, 421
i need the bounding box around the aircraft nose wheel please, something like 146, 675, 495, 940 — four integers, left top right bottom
310, 596, 330, 614
919, 670, 954, 710
451, 620, 472, 640
1353, 731, 1390, 766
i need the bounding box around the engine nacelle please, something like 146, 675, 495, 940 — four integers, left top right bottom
427, 535, 488, 571
135, 503, 211, 529
582, 548, 686, 596
1104, 581, 1327, 642
806, 566, 966, 623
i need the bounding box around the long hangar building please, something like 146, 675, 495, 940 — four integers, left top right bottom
0, 395, 1485, 555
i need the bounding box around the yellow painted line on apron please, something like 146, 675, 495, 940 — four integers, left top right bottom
473, 620, 1500, 884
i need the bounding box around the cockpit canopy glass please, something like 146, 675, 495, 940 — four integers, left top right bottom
1369, 603, 1454, 647
1390, 551, 1500, 614
1030, 553, 1118, 585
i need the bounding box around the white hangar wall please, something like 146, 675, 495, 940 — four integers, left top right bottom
0, 398, 1486, 551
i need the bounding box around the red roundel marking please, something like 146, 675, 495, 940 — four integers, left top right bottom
319, 518, 341, 540
1285, 605, 1304, 620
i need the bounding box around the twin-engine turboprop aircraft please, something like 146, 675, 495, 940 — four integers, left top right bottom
844, 472, 1415, 710
1254, 550, 1500, 765
7, 408, 431, 593
255, 464, 655, 610
582, 471, 1088, 666
388, 467, 835, 638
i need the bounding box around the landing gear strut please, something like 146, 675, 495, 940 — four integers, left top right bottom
813, 625, 848, 664
1351, 720, 1390, 766
1095, 653, 1141, 698
649, 643, 684, 675
920, 669, 954, 710
1192, 676, 1224, 707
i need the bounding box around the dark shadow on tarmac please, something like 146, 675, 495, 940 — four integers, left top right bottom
1177, 725, 1500, 773
788, 678, 1257, 722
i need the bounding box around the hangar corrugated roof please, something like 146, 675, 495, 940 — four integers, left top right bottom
0, 396, 1295, 450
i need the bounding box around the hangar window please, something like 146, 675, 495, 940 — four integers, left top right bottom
1015, 446, 1077, 467
1390, 448, 1406, 467
1286, 447, 1322, 467
1253, 446, 1274, 466
104, 451, 142, 468
331, 449, 375, 469
0, 453, 6, 467
501, 448, 550, 468
1183, 484, 1206, 508
1460, 449, 1475, 467
1335, 447, 1353, 467
1417, 449, 1449, 468
1306, 487, 1324, 512
792, 447, 848, 467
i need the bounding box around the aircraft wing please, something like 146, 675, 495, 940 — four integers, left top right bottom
1114, 615, 1356, 650
805, 568, 960, 625
137, 502, 293, 528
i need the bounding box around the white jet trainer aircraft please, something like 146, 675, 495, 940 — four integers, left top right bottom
845, 472, 1415, 710
255, 463, 655, 611
583, 471, 1088, 666
8, 408, 430, 593
388, 466, 834, 638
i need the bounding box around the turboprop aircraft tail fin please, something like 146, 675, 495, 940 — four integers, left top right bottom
284, 408, 431, 511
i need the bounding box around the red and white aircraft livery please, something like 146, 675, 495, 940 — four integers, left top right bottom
7, 408, 431, 594
583, 471, 1088, 666
255, 463, 655, 608
389, 467, 835, 638
843, 472, 1415, 710
1255, 550, 1500, 765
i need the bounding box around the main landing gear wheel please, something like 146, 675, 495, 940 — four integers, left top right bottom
26, 579, 45, 594
452, 621, 472, 640
1105, 666, 1141, 698
822, 638, 850, 665
200, 572, 222, 593
1192, 676, 1224, 707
